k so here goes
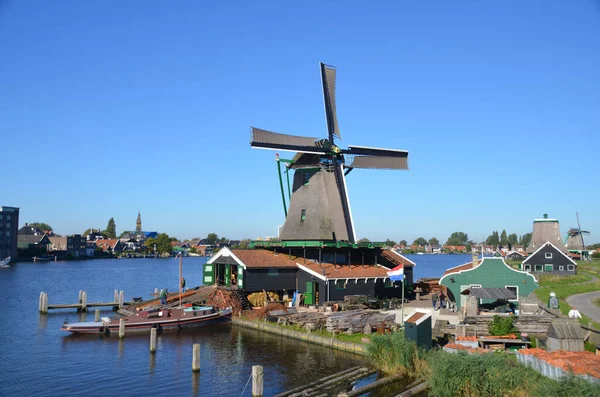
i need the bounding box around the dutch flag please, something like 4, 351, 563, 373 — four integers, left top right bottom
387, 264, 404, 281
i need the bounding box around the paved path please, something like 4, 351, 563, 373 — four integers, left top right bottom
565, 291, 600, 323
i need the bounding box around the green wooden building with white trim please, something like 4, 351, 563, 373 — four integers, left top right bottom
439, 257, 538, 310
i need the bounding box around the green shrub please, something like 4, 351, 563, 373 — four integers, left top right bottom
488, 315, 517, 336
536, 375, 600, 397
366, 331, 418, 375
592, 251, 600, 259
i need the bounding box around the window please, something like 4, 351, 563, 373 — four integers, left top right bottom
384, 278, 393, 288
268, 269, 278, 276
545, 264, 553, 272
5, 223, 10, 229
524, 264, 531, 271
567, 265, 575, 271
545, 252, 552, 259
300, 209, 306, 222
505, 286, 518, 302
559, 266, 564, 271
336, 279, 346, 289
534, 264, 543, 272
6, 215, 11, 220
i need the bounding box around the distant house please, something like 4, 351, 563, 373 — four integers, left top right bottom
505, 251, 526, 261
521, 241, 577, 275
85, 242, 96, 257
443, 245, 467, 253
439, 256, 538, 310
49, 236, 67, 251
17, 225, 51, 251
67, 234, 87, 257
85, 229, 106, 241
95, 239, 124, 254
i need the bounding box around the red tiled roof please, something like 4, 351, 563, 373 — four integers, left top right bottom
231, 249, 299, 268
380, 249, 415, 267
405, 312, 426, 323
95, 239, 119, 250
299, 260, 390, 279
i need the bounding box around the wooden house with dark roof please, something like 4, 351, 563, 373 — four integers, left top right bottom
521, 241, 577, 275
439, 256, 538, 310
204, 247, 415, 304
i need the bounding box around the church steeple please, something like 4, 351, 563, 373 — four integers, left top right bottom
136, 212, 142, 232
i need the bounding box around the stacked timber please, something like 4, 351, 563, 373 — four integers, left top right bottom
284, 312, 329, 329
462, 315, 553, 335
206, 288, 243, 315
326, 310, 396, 333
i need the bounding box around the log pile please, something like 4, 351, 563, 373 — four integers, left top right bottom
325, 310, 396, 333
283, 311, 329, 329
206, 288, 243, 315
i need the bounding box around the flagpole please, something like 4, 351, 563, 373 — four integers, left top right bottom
401, 278, 405, 328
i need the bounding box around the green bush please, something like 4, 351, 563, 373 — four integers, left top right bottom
592, 251, 600, 259
366, 331, 418, 375
488, 315, 517, 336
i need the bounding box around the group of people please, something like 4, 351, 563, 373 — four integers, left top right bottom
431, 290, 446, 310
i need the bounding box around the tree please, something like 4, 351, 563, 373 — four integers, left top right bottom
500, 230, 508, 246
519, 233, 532, 249
104, 218, 117, 239
446, 232, 468, 246
384, 239, 397, 247
399, 240, 407, 247
207, 233, 219, 245
231, 239, 252, 249
486, 231, 500, 246
219, 237, 229, 244
507, 233, 518, 246
29, 222, 53, 231
145, 233, 173, 254
358, 238, 371, 243
429, 237, 440, 246
413, 237, 427, 246
118, 230, 132, 238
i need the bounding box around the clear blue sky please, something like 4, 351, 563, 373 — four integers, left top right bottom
2, 1, 599, 244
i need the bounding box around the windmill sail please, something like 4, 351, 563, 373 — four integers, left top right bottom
251, 128, 325, 154
321, 63, 341, 142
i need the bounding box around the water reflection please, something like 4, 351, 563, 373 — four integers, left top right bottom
192, 371, 200, 396
149, 353, 156, 378
117, 338, 124, 360
38, 314, 48, 333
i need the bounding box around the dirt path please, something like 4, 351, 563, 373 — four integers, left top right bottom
565, 291, 600, 323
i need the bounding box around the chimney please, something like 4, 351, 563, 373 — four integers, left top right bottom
25, 222, 28, 226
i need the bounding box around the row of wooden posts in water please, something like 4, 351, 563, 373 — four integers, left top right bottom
38, 290, 127, 313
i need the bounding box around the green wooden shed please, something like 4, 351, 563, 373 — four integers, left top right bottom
439, 257, 538, 310
404, 309, 432, 349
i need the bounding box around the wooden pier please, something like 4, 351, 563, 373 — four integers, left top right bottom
39, 290, 132, 313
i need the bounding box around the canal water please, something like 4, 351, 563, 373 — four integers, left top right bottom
0, 254, 467, 396
0, 257, 365, 397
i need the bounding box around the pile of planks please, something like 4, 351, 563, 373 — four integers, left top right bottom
325, 310, 396, 333
283, 311, 329, 329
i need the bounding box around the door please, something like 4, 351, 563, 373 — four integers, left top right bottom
305, 282, 314, 305
237, 266, 244, 289
225, 264, 231, 286
203, 263, 214, 285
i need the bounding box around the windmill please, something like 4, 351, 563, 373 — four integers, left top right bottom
566, 212, 590, 257
250, 63, 409, 244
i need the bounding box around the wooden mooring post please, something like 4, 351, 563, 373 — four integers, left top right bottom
118, 290, 125, 309
119, 318, 125, 339
95, 309, 100, 322
192, 344, 200, 372
39, 292, 48, 314
150, 328, 157, 353
80, 291, 87, 312
252, 365, 264, 397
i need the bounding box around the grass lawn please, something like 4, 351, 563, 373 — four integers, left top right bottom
533, 259, 600, 330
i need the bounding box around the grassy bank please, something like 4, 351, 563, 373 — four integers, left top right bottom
531, 259, 600, 329
366, 332, 600, 397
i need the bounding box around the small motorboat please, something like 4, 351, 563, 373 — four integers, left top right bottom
0, 257, 10, 268
61, 305, 232, 335
33, 256, 54, 262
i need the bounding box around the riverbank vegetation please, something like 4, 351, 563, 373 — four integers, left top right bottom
366, 332, 600, 396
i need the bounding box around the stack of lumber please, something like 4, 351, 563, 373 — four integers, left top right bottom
206, 288, 243, 315
284, 311, 329, 329
325, 310, 396, 333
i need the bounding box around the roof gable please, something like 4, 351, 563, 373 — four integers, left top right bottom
522, 241, 576, 265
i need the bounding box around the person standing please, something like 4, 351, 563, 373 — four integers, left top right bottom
439, 291, 446, 309
431, 291, 439, 310
568, 306, 582, 319
160, 288, 168, 305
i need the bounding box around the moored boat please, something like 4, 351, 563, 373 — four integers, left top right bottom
61, 305, 232, 335
0, 256, 11, 268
